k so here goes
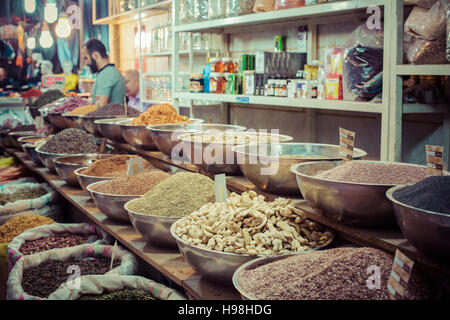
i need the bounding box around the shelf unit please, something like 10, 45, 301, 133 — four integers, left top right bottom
172, 0, 394, 161
389, 0, 450, 171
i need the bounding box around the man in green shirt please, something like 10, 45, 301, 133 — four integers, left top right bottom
82, 39, 126, 107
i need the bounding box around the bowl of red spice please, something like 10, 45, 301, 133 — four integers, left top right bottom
291, 160, 430, 228
87, 170, 171, 223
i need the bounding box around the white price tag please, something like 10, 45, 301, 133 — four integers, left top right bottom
215, 174, 228, 203
126, 157, 145, 176
110, 241, 119, 271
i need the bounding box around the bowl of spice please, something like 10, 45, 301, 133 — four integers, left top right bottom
147, 123, 247, 157
232, 247, 431, 300
233, 143, 368, 196
291, 160, 430, 228
36, 129, 104, 173
74, 155, 155, 193
117, 118, 157, 151
17, 136, 47, 153
54, 154, 121, 187
170, 191, 334, 284
8, 131, 38, 150
386, 176, 450, 260
87, 170, 171, 223
95, 117, 133, 143
124, 172, 216, 248
178, 131, 294, 175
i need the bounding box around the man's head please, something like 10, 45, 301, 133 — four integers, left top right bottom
124, 70, 140, 98
82, 39, 109, 74
0, 67, 7, 82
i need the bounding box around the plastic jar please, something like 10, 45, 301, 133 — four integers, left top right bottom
209, 0, 227, 20
190, 74, 204, 93
210, 73, 226, 94
223, 57, 234, 73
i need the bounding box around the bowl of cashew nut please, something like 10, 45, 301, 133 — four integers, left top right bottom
170, 191, 334, 284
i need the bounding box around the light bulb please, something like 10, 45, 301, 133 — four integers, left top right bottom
24, 0, 36, 14
55, 16, 72, 38
44, 4, 58, 24
27, 37, 36, 49
39, 31, 54, 48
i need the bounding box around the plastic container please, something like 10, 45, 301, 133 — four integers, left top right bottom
275, 0, 305, 10
189, 74, 204, 93
209, 0, 227, 19
193, 0, 209, 22
210, 73, 226, 94
223, 57, 234, 73
226, 0, 256, 17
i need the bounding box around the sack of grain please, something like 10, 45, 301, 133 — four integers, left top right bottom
7, 223, 113, 271
49, 274, 186, 300
7, 243, 138, 300
405, 1, 447, 41
0, 181, 58, 219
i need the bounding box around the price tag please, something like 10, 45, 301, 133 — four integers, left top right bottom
425, 145, 443, 176
339, 128, 355, 162
126, 157, 145, 176
99, 138, 106, 154
124, 97, 128, 116
215, 174, 228, 203
236, 96, 250, 103
110, 241, 119, 271
387, 249, 415, 300
35, 117, 44, 131
42, 74, 66, 90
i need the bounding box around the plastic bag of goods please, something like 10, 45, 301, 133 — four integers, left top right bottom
407, 36, 449, 64
275, 0, 305, 9
7, 223, 113, 270
253, 0, 275, 12
404, 0, 447, 40
0, 181, 58, 221
226, 0, 256, 17
7, 243, 138, 300
49, 275, 186, 300
343, 23, 384, 101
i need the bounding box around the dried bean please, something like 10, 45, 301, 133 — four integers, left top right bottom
19, 233, 90, 255
39, 129, 98, 154
78, 289, 155, 300
0, 214, 55, 243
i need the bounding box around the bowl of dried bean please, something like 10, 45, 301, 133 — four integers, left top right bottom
54, 154, 121, 187
386, 177, 450, 260
170, 191, 334, 284
117, 119, 157, 150
291, 160, 430, 228
233, 143, 368, 196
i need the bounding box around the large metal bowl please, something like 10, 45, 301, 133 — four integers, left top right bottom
87, 181, 139, 223
95, 117, 132, 143
117, 119, 157, 150
23, 143, 43, 166
73, 167, 118, 193
233, 143, 368, 196
124, 198, 180, 247
47, 113, 68, 130
54, 154, 121, 187
291, 160, 429, 228
17, 136, 47, 153
170, 219, 262, 284
147, 123, 247, 157
81, 115, 122, 136
63, 114, 85, 130
232, 252, 317, 300
7, 131, 37, 149
178, 132, 294, 175
62, 113, 78, 129
387, 185, 450, 260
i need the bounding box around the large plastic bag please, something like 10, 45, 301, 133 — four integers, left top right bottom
0, 203, 63, 226
407, 36, 449, 64
7, 243, 138, 300
405, 1, 447, 40
49, 275, 186, 300
253, 0, 275, 12
343, 23, 384, 101
0, 182, 58, 218
404, 0, 438, 8
7, 223, 113, 271
275, 0, 305, 9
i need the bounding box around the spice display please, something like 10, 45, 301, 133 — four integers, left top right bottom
0, 214, 55, 243
68, 104, 98, 116
30, 90, 65, 109
236, 247, 430, 300
19, 137, 46, 144
314, 162, 428, 185
80, 155, 154, 178
21, 258, 120, 298
86, 103, 140, 117
393, 176, 450, 214
0, 186, 47, 206
19, 233, 89, 255
407, 36, 449, 65
20, 88, 42, 98
78, 289, 155, 300
175, 191, 332, 254
90, 171, 170, 195
183, 132, 288, 144
127, 172, 215, 217
39, 129, 98, 154
51, 96, 90, 115
130, 104, 191, 126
